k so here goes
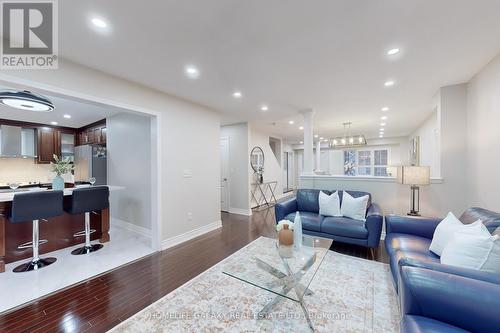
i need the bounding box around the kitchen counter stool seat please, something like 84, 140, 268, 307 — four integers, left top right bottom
65, 186, 109, 255
9, 190, 64, 273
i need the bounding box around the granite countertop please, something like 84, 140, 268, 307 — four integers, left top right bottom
0, 185, 125, 203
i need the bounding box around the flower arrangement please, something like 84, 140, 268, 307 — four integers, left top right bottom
50, 154, 74, 176
276, 219, 294, 232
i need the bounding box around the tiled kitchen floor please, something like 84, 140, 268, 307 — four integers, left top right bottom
0, 226, 153, 314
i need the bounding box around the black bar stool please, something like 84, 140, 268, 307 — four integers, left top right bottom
65, 186, 109, 255
9, 190, 64, 273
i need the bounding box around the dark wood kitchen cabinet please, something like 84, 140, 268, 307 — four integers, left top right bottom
36, 127, 61, 164
76, 122, 106, 146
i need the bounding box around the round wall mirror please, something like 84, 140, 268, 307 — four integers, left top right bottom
250, 146, 265, 172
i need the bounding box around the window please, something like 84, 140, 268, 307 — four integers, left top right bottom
374, 150, 388, 176
343, 148, 389, 176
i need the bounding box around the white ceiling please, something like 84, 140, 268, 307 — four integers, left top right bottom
50, 1, 500, 139
0, 86, 121, 127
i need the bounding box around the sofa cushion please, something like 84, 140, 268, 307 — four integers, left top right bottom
460, 207, 500, 234
339, 190, 372, 208
401, 315, 469, 333
389, 249, 440, 284
385, 233, 433, 255
285, 211, 323, 232
321, 216, 368, 239
296, 189, 326, 213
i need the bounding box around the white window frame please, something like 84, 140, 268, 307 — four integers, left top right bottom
343, 147, 391, 177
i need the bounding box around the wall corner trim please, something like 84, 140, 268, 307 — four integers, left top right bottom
161, 220, 222, 250
228, 207, 253, 216
111, 218, 152, 239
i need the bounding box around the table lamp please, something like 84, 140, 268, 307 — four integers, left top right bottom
397, 166, 430, 216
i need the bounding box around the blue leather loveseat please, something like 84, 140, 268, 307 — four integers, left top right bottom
275, 189, 383, 248
386, 207, 500, 333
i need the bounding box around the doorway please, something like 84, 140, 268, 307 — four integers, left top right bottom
283, 151, 294, 192
220, 137, 230, 212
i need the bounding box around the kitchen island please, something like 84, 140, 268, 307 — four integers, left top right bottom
0, 186, 120, 273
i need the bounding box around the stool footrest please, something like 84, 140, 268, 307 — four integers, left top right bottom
73, 229, 96, 237
18, 239, 48, 250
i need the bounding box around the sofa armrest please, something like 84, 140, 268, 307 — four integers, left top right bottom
400, 266, 500, 333
385, 214, 441, 239
398, 256, 500, 285
365, 203, 383, 248
275, 198, 297, 223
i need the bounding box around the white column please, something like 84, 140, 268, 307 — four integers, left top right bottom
316, 140, 321, 171
300, 109, 314, 175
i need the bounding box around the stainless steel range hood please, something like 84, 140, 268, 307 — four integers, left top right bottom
0, 125, 37, 158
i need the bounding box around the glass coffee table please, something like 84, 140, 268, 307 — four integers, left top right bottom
223, 235, 333, 330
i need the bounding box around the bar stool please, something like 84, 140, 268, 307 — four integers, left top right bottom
9, 190, 64, 273
65, 186, 109, 255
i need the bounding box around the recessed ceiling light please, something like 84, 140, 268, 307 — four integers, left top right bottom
314, 134, 319, 138
289, 120, 295, 125
384, 80, 395, 87
300, 141, 303, 144
50, 121, 58, 125
379, 128, 385, 131
379, 135, 384, 138
63, 114, 71, 119
185, 65, 200, 79
260, 105, 268, 112
387, 48, 400, 56
91, 17, 108, 29
381, 107, 389, 112
381, 116, 387, 120
299, 126, 304, 130
380, 123, 386, 126
232, 91, 242, 98
320, 137, 324, 140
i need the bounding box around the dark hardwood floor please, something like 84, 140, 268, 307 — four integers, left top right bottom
0, 208, 388, 333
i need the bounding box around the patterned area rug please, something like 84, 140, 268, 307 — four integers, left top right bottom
110, 237, 400, 332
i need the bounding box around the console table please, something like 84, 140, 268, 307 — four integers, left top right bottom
251, 181, 278, 210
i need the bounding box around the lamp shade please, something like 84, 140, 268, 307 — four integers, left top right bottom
397, 166, 430, 185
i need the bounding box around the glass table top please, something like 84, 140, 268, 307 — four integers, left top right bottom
222, 235, 333, 302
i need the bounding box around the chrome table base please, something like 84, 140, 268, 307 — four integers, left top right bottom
255, 255, 316, 331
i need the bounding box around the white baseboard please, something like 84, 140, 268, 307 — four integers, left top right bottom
161, 220, 222, 250
111, 218, 152, 238
228, 207, 253, 216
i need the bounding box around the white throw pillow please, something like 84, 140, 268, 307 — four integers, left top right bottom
319, 191, 341, 217
441, 229, 500, 274
340, 191, 369, 221
429, 212, 485, 256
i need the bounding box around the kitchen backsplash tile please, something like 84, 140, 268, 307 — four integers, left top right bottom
0, 158, 52, 184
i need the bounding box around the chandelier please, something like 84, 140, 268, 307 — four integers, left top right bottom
328, 122, 367, 149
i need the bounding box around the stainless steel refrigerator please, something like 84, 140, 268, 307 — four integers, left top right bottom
74, 144, 107, 185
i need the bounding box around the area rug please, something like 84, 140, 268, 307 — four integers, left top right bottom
109, 237, 400, 332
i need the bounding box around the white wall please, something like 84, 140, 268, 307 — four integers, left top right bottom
220, 123, 251, 215
0, 59, 221, 247
107, 112, 151, 231
466, 54, 500, 211
411, 111, 440, 177
249, 127, 285, 207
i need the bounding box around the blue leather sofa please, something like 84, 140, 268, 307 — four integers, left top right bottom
386, 208, 500, 333
399, 266, 500, 333
275, 189, 383, 248
385, 207, 500, 291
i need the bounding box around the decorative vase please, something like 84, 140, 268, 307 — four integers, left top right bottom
293, 212, 303, 250
278, 224, 294, 258
52, 175, 64, 191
